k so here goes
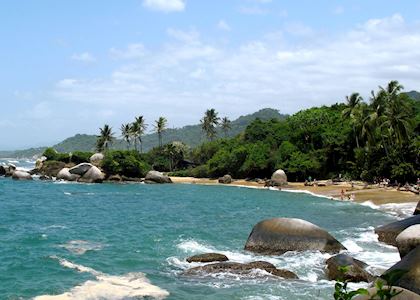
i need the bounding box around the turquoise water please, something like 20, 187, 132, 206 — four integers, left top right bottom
0, 161, 404, 300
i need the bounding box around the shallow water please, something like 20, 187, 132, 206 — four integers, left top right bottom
0, 159, 409, 299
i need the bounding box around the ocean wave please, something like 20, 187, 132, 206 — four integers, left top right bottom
360, 201, 416, 219
59, 240, 104, 255
281, 189, 337, 200
34, 256, 169, 300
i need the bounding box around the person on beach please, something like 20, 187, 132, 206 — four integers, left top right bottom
340, 189, 345, 200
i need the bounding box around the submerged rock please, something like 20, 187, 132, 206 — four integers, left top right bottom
375, 215, 420, 246
79, 166, 105, 183
57, 168, 80, 182
186, 253, 229, 263
145, 171, 172, 184
271, 169, 288, 186
326, 254, 374, 282
12, 170, 33, 180
69, 163, 93, 176
244, 218, 346, 255
90, 153, 104, 167
353, 286, 420, 300
396, 225, 420, 258
381, 246, 420, 295
218, 174, 232, 184
184, 261, 298, 279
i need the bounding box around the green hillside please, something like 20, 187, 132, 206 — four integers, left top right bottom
405, 90, 420, 101
2, 108, 286, 158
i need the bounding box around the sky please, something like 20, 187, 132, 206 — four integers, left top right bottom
1, 0, 420, 150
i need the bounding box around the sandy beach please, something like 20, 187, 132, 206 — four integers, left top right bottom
170, 177, 420, 206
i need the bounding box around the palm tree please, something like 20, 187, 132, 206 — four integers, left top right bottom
132, 116, 147, 153
154, 117, 167, 148
201, 109, 220, 141
120, 123, 131, 150
96, 124, 114, 152
342, 93, 363, 148
130, 122, 140, 151
221, 117, 231, 138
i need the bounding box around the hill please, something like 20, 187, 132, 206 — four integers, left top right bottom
1, 108, 286, 158
405, 90, 420, 101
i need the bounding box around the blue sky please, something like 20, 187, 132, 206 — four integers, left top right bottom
1, 0, 420, 150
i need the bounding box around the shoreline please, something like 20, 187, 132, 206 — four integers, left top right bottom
170, 177, 419, 206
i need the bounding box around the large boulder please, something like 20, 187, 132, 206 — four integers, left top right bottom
381, 246, 420, 295
354, 286, 420, 300
4, 164, 16, 177
0, 165, 6, 175
187, 253, 229, 263
145, 171, 172, 184
12, 170, 33, 180
35, 156, 47, 169
218, 174, 232, 184
90, 153, 104, 167
56, 168, 80, 182
69, 163, 93, 176
38, 161, 66, 177
396, 225, 420, 258
326, 254, 374, 282
414, 201, 420, 215
184, 261, 298, 279
79, 166, 105, 183
375, 215, 420, 246
271, 169, 288, 186
244, 218, 346, 255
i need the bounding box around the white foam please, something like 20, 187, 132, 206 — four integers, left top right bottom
35, 257, 169, 300
342, 239, 363, 253
281, 188, 337, 200
360, 201, 380, 210
59, 240, 103, 255
64, 192, 72, 196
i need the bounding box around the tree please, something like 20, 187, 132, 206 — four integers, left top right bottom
220, 117, 232, 138
120, 123, 132, 150
96, 124, 114, 152
154, 117, 167, 148
342, 93, 363, 148
131, 116, 147, 153
201, 109, 220, 141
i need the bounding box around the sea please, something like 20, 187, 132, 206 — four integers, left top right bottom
0, 159, 416, 300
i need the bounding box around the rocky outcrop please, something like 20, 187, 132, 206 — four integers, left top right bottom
184, 261, 298, 279
271, 169, 288, 186
326, 254, 374, 282
353, 286, 420, 300
218, 175, 232, 184
0, 165, 6, 175
79, 166, 105, 183
107, 174, 123, 182
381, 246, 420, 295
186, 253, 229, 263
69, 163, 93, 176
56, 168, 80, 182
375, 215, 420, 246
414, 201, 420, 215
2, 164, 16, 177
12, 170, 33, 180
396, 225, 420, 258
35, 156, 47, 169
145, 171, 172, 184
38, 161, 66, 177
90, 153, 104, 167
244, 218, 346, 255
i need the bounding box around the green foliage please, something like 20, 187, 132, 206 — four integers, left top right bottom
42, 147, 70, 163
102, 150, 150, 178
71, 151, 94, 164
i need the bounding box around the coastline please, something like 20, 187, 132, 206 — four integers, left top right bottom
170, 177, 419, 206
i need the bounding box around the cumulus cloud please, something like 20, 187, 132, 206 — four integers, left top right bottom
217, 20, 231, 31
71, 52, 96, 63
53, 15, 420, 127
142, 0, 185, 12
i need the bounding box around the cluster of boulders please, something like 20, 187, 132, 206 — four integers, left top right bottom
0, 164, 33, 181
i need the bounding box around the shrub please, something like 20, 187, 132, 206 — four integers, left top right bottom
71, 151, 94, 164
102, 150, 150, 178
42, 147, 70, 163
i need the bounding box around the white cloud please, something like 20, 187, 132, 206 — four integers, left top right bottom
71, 52, 96, 63
142, 0, 185, 12
110, 43, 145, 59
53, 15, 420, 127
217, 20, 231, 31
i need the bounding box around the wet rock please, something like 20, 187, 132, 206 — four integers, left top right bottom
375, 215, 420, 246
0, 165, 6, 175
57, 168, 80, 182
186, 253, 229, 263
271, 169, 288, 186
39, 175, 51, 180
184, 261, 298, 279
69, 163, 93, 176
244, 218, 346, 255
414, 201, 420, 215
396, 225, 420, 258
326, 254, 374, 282
218, 174, 232, 184
353, 286, 420, 300
90, 153, 104, 167
3, 164, 16, 177
79, 166, 104, 183
381, 246, 420, 295
12, 170, 33, 180
145, 171, 172, 184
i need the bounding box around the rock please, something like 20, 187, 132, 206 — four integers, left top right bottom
353, 286, 420, 300
375, 215, 420, 246
326, 254, 374, 282
39, 175, 51, 180
107, 174, 123, 182
35, 156, 47, 169
0, 165, 6, 175
79, 166, 104, 183
414, 201, 420, 215
69, 163, 93, 176
56, 168, 80, 182
271, 169, 288, 186
121, 176, 142, 182
184, 261, 298, 279
90, 153, 104, 167
381, 246, 420, 295
38, 161, 66, 177
145, 170, 172, 184
396, 225, 420, 258
12, 170, 33, 180
187, 253, 229, 263
4, 164, 16, 177
244, 218, 346, 255
218, 174, 232, 184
